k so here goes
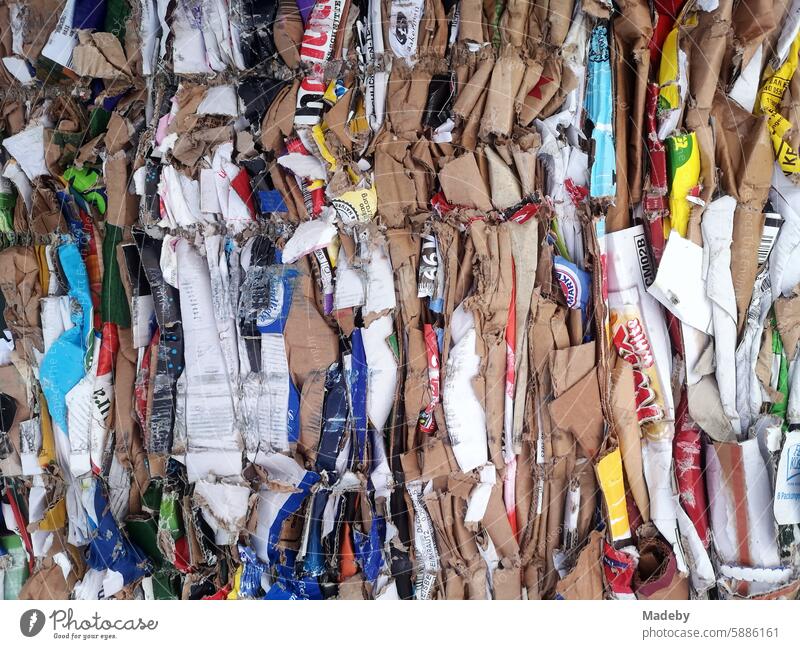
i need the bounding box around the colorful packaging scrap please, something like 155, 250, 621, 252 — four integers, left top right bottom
0, 0, 799, 601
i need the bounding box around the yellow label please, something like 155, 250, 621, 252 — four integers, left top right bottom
331, 188, 378, 224
349, 96, 370, 136
665, 131, 700, 237
39, 499, 67, 531
658, 27, 681, 111
596, 447, 631, 541
35, 245, 50, 302
311, 124, 337, 171
323, 81, 339, 105
327, 237, 340, 269
757, 33, 800, 174
227, 564, 242, 599
38, 393, 57, 468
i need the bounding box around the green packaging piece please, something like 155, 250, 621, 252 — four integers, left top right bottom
151, 568, 181, 600
0, 534, 29, 600
89, 108, 111, 139
769, 315, 789, 424
102, 224, 132, 327
126, 515, 164, 565
0, 186, 16, 233
104, 0, 131, 39
158, 491, 183, 541
141, 479, 163, 513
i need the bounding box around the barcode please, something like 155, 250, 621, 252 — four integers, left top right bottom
758, 213, 783, 265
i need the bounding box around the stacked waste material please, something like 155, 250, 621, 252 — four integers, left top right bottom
0, 0, 800, 601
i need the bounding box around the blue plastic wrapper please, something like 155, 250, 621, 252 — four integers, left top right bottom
238, 544, 269, 598
584, 21, 616, 199
258, 190, 289, 214
347, 329, 369, 466
352, 513, 386, 584
85, 480, 152, 586
39, 243, 93, 434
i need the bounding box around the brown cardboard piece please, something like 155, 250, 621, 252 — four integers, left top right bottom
711, 92, 774, 332
29, 184, 67, 235
438, 153, 493, 211
284, 258, 339, 389
386, 64, 432, 137
775, 289, 800, 360
518, 57, 560, 126
374, 138, 421, 227
548, 369, 605, 459
456, 0, 487, 44
480, 45, 525, 138
73, 31, 133, 80
453, 55, 494, 120
114, 326, 150, 513
555, 529, 605, 599
18, 0, 61, 63
549, 341, 595, 399
485, 146, 523, 209
260, 81, 299, 154
633, 535, 689, 600
607, 1, 652, 231
684, 0, 733, 130
610, 357, 650, 522
274, 0, 304, 67
499, 0, 528, 47
106, 151, 139, 228
19, 535, 82, 600
0, 363, 29, 476
0, 247, 42, 356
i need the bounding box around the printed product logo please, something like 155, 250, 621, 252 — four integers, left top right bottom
257, 279, 285, 328
667, 133, 694, 167
19, 608, 159, 641
787, 443, 800, 483
612, 317, 664, 424
555, 267, 582, 308
332, 198, 359, 224
395, 12, 409, 44
20, 609, 46, 637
